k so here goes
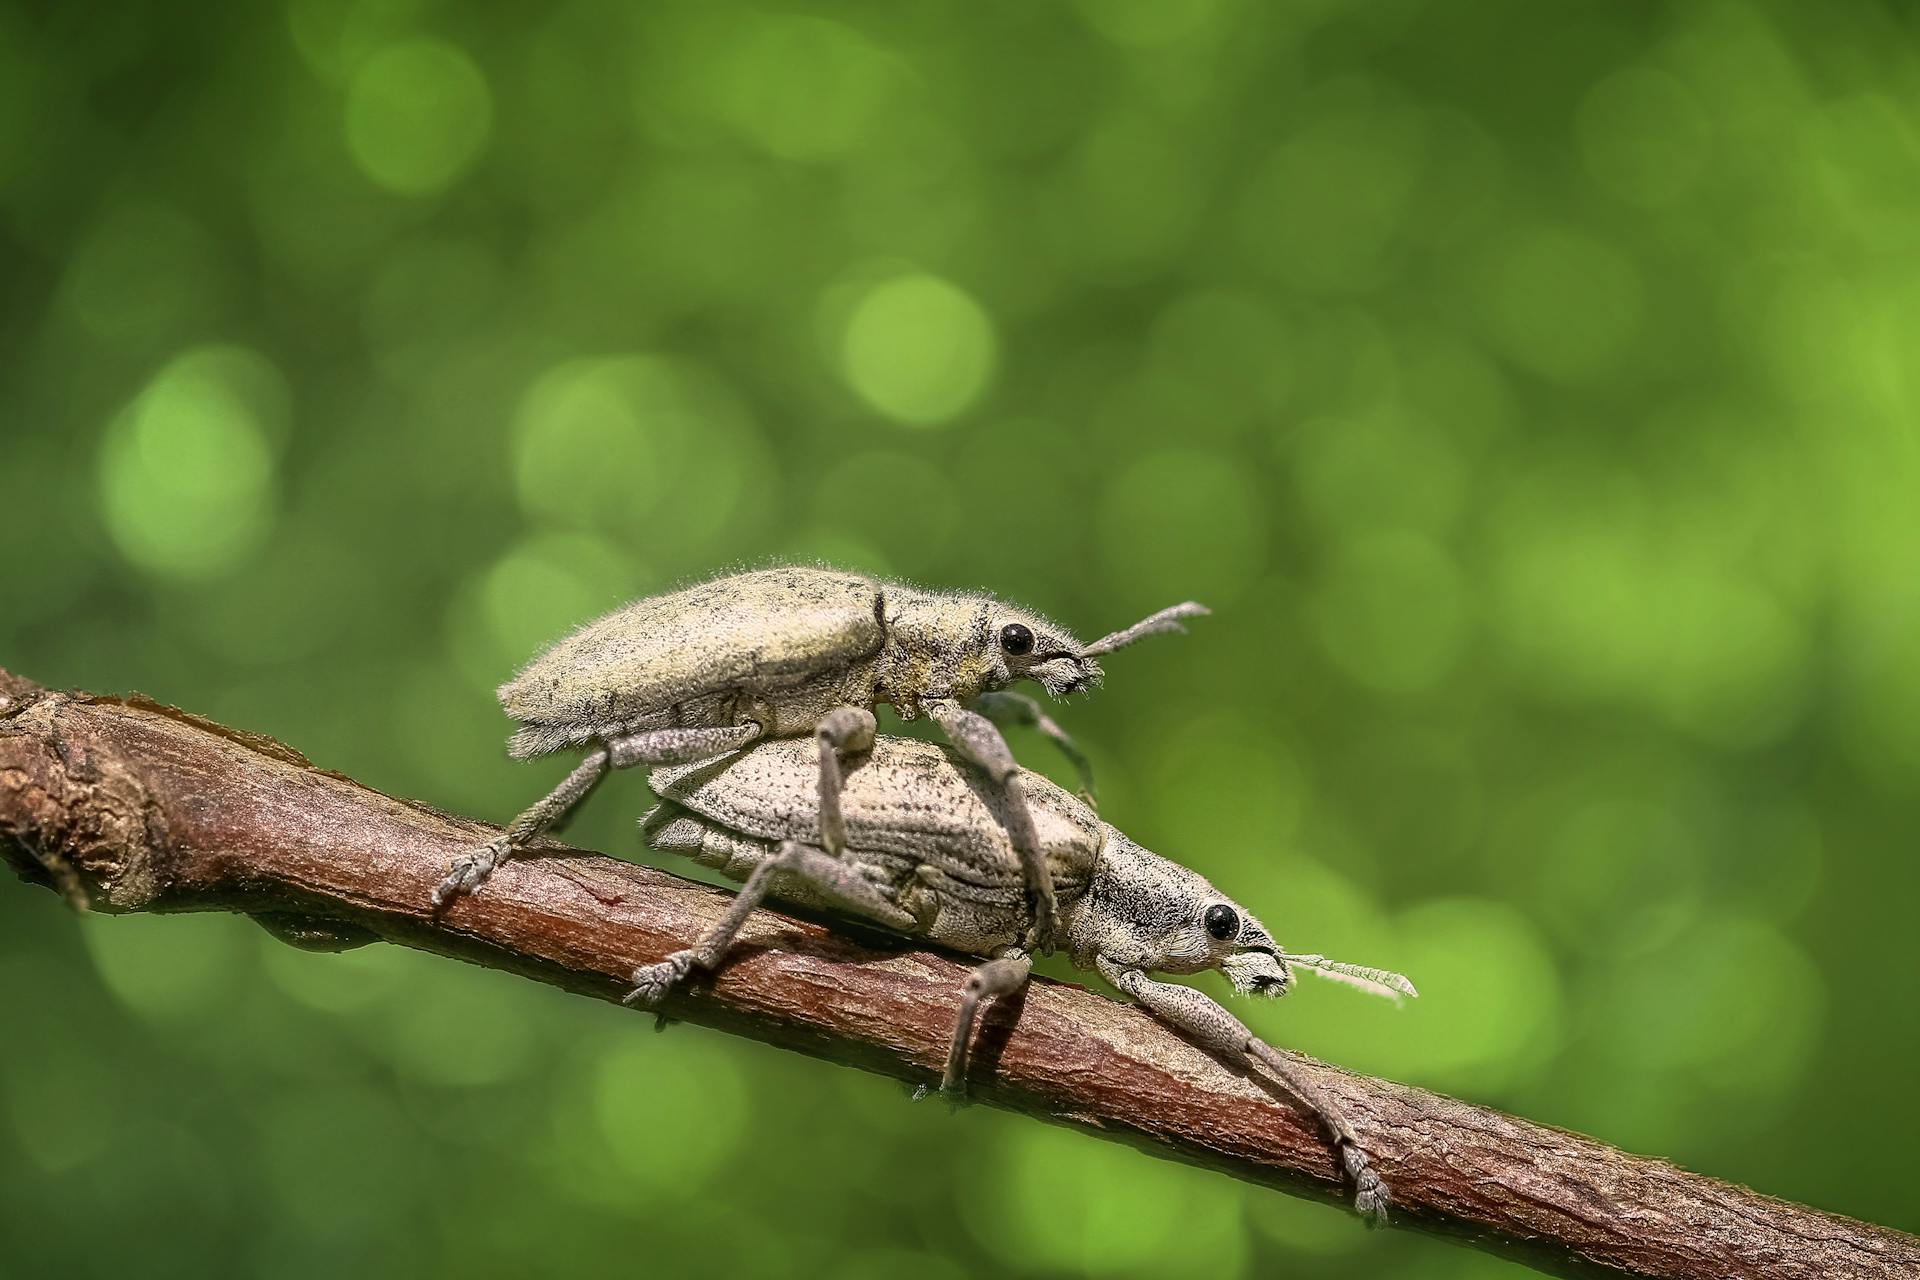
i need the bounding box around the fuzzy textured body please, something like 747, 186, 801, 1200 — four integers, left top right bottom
501, 567, 1069, 758
645, 737, 1102, 956
440, 562, 1205, 955
633, 734, 1416, 1223
643, 736, 1314, 992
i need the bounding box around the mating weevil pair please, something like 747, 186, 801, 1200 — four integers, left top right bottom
436, 566, 1414, 1221
434, 565, 1204, 951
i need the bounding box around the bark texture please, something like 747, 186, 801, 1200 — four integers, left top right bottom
1, 667, 1912, 1280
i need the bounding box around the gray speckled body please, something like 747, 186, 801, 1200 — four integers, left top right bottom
646, 736, 1103, 957
501, 566, 1092, 758
636, 735, 1417, 1223
643, 735, 1380, 997
442, 564, 1207, 952
501, 569, 875, 756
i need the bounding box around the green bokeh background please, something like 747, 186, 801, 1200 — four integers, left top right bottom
4, 1, 1917, 1275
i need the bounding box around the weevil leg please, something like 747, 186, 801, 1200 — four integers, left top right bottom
813, 705, 878, 857
434, 749, 611, 907
1097, 957, 1390, 1226
433, 722, 763, 908
925, 700, 1060, 953
602, 721, 763, 771
938, 946, 1031, 1097
970, 690, 1097, 806
624, 840, 914, 1007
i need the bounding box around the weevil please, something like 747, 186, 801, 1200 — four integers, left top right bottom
433, 565, 1204, 950
629, 735, 1416, 1223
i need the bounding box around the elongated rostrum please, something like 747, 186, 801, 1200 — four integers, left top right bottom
632, 735, 1417, 1224
434, 565, 1204, 952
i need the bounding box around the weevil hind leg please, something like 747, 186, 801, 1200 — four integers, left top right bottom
937, 946, 1031, 1097
434, 749, 610, 908
924, 700, 1061, 953
603, 721, 764, 770
1097, 957, 1390, 1226
433, 721, 764, 909
813, 705, 878, 857
970, 690, 1097, 805
624, 840, 914, 1007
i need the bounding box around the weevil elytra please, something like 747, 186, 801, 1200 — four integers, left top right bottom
433, 565, 1204, 950
630, 735, 1416, 1224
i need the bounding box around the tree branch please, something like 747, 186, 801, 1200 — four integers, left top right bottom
1, 666, 1911, 1280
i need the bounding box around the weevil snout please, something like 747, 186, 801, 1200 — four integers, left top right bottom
1206, 900, 1292, 996
1034, 653, 1101, 698
988, 608, 1102, 697
1223, 947, 1294, 998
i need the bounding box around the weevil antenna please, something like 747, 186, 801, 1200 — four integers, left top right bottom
1280, 953, 1419, 1001
1078, 602, 1210, 658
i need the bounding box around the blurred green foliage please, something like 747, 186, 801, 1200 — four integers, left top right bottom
3, 0, 1917, 1275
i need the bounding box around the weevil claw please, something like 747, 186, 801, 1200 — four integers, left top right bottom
1342, 1143, 1390, 1226
910, 1081, 971, 1113
1354, 1183, 1389, 1226
432, 836, 511, 909
624, 949, 697, 1007
1022, 901, 1061, 955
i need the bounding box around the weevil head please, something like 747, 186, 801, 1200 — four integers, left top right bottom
882, 589, 1088, 706
979, 598, 1212, 701
884, 587, 1206, 707
984, 604, 1101, 699
1069, 827, 1293, 998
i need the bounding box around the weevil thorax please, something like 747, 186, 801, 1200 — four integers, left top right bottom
1067, 826, 1293, 997
878, 585, 1096, 716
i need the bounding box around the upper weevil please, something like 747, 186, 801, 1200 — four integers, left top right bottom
630, 734, 1416, 1223
433, 564, 1205, 948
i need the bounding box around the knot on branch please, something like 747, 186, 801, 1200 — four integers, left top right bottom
0, 674, 167, 911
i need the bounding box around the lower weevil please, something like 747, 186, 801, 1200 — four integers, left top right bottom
630, 735, 1416, 1223
433, 565, 1203, 952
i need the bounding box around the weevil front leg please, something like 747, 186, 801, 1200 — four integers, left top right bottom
939, 946, 1032, 1096
625, 840, 915, 1007
813, 705, 877, 857
433, 721, 763, 908
924, 699, 1060, 953
970, 691, 1097, 805
1097, 956, 1390, 1225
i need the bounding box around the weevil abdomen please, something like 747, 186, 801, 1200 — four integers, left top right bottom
644, 799, 920, 924
649, 738, 1100, 890
499, 568, 886, 757
642, 807, 768, 881
644, 737, 1102, 953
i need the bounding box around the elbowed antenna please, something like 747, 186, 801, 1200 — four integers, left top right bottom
1078, 602, 1211, 659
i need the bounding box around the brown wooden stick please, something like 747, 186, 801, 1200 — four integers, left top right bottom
1, 666, 1912, 1280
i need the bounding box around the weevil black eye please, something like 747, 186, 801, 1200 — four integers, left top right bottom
1000, 623, 1035, 656
1204, 903, 1239, 941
